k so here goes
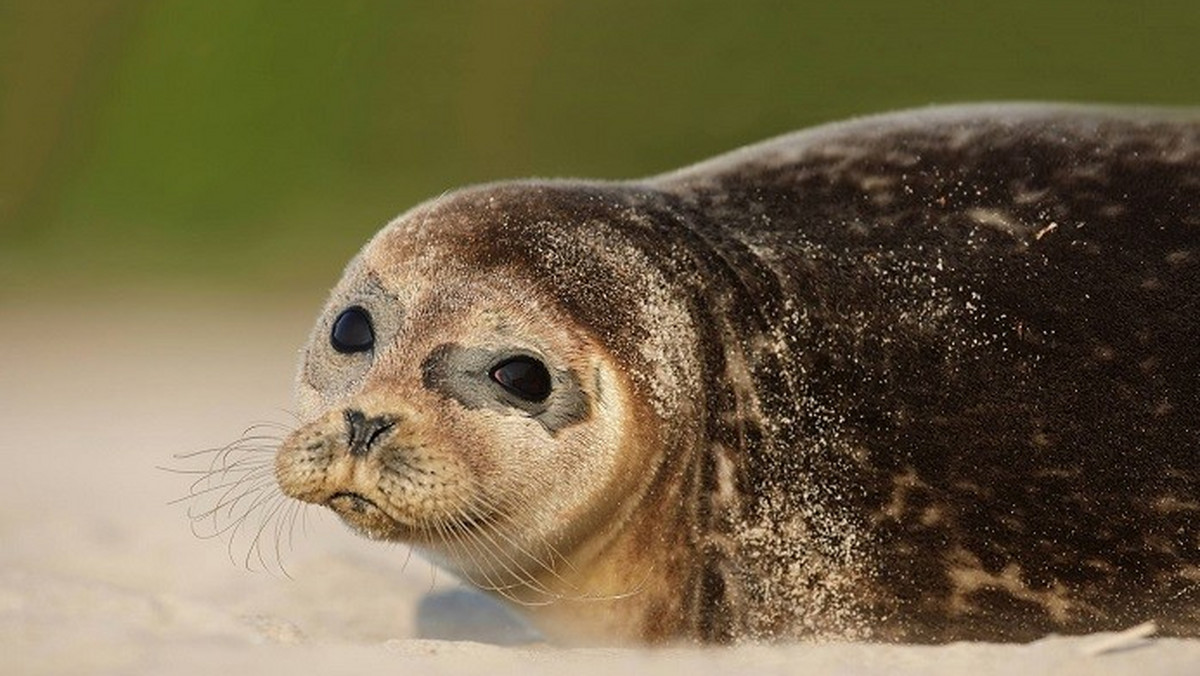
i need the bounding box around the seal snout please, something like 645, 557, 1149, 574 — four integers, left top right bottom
343, 408, 396, 457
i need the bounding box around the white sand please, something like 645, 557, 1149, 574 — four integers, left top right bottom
2, 293, 1196, 675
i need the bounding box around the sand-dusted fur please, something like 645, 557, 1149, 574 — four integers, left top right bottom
275, 104, 1200, 644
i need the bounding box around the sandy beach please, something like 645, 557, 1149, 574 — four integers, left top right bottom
2, 293, 1196, 675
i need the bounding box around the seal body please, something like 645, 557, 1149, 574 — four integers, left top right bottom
274, 105, 1200, 644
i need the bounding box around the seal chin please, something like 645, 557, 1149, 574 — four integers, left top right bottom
327, 491, 407, 541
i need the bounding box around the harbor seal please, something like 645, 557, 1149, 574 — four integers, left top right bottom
272, 104, 1199, 644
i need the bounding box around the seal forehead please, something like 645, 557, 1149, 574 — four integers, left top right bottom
359, 183, 703, 421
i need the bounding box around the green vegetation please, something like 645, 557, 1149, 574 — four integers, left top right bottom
2, 1, 1198, 295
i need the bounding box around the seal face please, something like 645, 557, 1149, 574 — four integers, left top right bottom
274, 104, 1200, 644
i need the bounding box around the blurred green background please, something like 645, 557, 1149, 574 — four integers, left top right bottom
3, 0, 1198, 298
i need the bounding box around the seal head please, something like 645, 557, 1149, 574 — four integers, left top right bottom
277, 184, 715, 642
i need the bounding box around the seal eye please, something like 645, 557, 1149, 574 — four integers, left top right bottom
330, 306, 374, 354
490, 356, 552, 402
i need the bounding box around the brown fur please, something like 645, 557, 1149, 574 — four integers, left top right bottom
275, 105, 1200, 644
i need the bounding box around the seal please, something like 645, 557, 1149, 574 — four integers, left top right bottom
272, 104, 1200, 645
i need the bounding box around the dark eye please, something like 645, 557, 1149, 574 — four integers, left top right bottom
330, 306, 374, 353
490, 356, 552, 402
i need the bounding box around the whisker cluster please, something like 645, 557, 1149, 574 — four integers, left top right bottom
166, 420, 650, 605
418, 473, 652, 606
163, 421, 307, 577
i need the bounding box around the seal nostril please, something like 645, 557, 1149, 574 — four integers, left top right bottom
344, 409, 396, 457
344, 409, 365, 447
367, 421, 395, 448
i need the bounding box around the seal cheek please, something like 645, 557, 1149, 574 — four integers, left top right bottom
274, 425, 336, 503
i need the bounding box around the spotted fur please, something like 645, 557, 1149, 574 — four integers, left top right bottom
278, 105, 1199, 643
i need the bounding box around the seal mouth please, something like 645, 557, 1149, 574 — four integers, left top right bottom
325, 491, 407, 540
327, 491, 379, 514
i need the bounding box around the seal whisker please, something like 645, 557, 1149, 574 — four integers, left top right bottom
172, 439, 277, 459
243, 419, 295, 434
226, 476, 286, 525
456, 492, 654, 603
189, 483, 270, 540
456, 530, 538, 598
236, 490, 285, 570
482, 488, 581, 577
242, 494, 281, 571
270, 498, 300, 572
161, 460, 269, 478
436, 504, 558, 604
454, 501, 568, 600
400, 543, 415, 574
300, 500, 312, 537
231, 489, 289, 575
285, 500, 309, 553
215, 489, 277, 570
183, 466, 277, 521
471, 493, 654, 603
173, 460, 275, 503
167, 438, 282, 519
174, 437, 282, 463
431, 516, 517, 601
187, 470, 284, 557
440, 515, 528, 597
254, 492, 295, 577
461, 494, 581, 593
